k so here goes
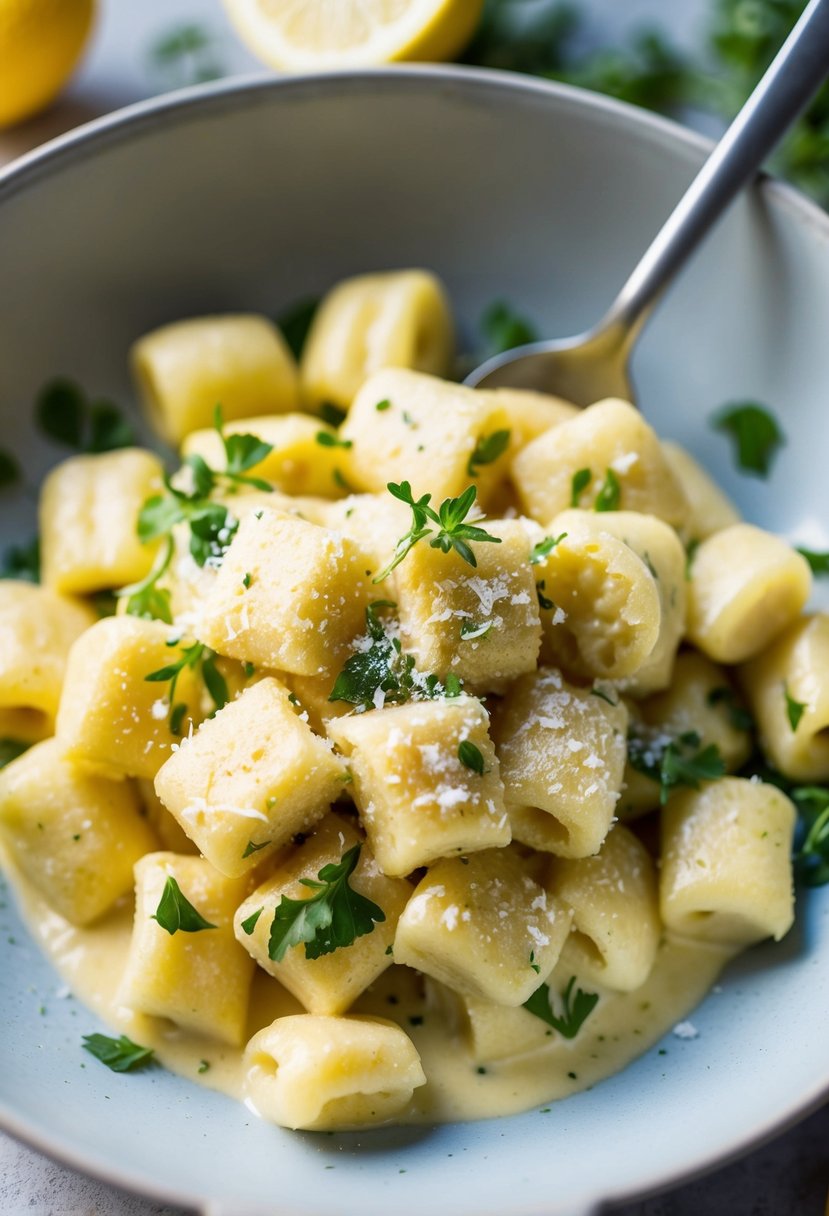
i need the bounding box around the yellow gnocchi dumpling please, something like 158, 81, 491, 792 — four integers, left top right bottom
661, 440, 741, 540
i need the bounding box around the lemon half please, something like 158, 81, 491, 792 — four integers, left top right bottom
222, 0, 484, 71
0, 0, 95, 128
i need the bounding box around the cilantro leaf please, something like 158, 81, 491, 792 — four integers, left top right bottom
152, 875, 217, 935
467, 429, 511, 477
0, 738, 29, 769
784, 683, 807, 732
481, 301, 538, 355
82, 1032, 154, 1073
0, 536, 40, 583
796, 547, 829, 576
571, 467, 592, 507
523, 976, 599, 1039
267, 843, 385, 962
276, 296, 319, 360
712, 402, 785, 477
594, 468, 621, 512
0, 449, 20, 489
530, 532, 567, 565
458, 740, 485, 775
628, 728, 726, 805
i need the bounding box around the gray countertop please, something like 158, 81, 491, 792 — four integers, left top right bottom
0, 1, 826, 1213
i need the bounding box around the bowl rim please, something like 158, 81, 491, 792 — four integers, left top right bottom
1, 63, 827, 1216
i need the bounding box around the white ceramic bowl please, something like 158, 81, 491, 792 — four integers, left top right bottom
0, 68, 827, 1216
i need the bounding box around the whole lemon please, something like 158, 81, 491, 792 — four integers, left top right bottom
0, 0, 95, 129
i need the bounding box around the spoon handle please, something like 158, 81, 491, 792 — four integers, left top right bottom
603, 0, 829, 347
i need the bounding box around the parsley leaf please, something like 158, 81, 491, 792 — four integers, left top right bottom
458, 740, 485, 775
594, 468, 621, 512
276, 296, 319, 360
530, 532, 567, 565
793, 786, 829, 887
481, 301, 538, 355
0, 739, 29, 769
796, 547, 829, 576
145, 639, 226, 733
712, 402, 785, 477
82, 1032, 154, 1073
0, 449, 20, 489
152, 876, 217, 935
784, 683, 807, 732
36, 378, 135, 453
628, 728, 726, 805
267, 843, 385, 962
467, 429, 511, 477
241, 907, 264, 935
571, 467, 592, 507
315, 431, 352, 450
373, 482, 501, 582
523, 976, 599, 1039
0, 536, 40, 583
117, 536, 174, 624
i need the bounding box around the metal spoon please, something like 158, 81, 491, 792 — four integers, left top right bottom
466, 0, 829, 404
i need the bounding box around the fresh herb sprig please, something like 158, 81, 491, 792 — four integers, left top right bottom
523, 976, 599, 1039
712, 402, 785, 477
37, 379, 135, 453
152, 876, 216, 934
792, 786, 829, 888
628, 728, 726, 805
467, 429, 511, 477
373, 482, 501, 582
82, 1032, 154, 1073
267, 844, 385, 962
145, 638, 229, 734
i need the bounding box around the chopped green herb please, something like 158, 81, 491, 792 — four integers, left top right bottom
684, 537, 701, 581
374, 481, 501, 582
315, 431, 352, 450
467, 429, 511, 477
242, 839, 271, 860
706, 686, 754, 732
536, 580, 554, 612
402, 410, 418, 429
793, 786, 829, 887
712, 402, 785, 477
530, 532, 567, 565
242, 572, 252, 589
0, 739, 29, 769
375, 398, 392, 412
460, 619, 493, 641
152, 876, 216, 935
523, 976, 599, 1039
591, 686, 618, 707
0, 536, 40, 583
784, 683, 807, 732
385, 944, 393, 956
458, 740, 485, 775
332, 468, 354, 492
594, 468, 621, 512
571, 467, 592, 507
796, 547, 829, 576
318, 401, 347, 428
277, 297, 319, 360
481, 301, 538, 355
145, 639, 223, 734
198, 1059, 210, 1074
287, 692, 300, 706
0, 449, 20, 489
82, 1032, 154, 1073
628, 728, 726, 806
267, 843, 385, 962
240, 907, 264, 935
529, 950, 540, 975
244, 662, 256, 679
147, 22, 225, 88
36, 378, 135, 453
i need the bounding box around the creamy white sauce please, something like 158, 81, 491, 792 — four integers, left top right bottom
2, 846, 736, 1125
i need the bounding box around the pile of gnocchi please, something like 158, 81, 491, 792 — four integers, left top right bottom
0, 268, 822, 1132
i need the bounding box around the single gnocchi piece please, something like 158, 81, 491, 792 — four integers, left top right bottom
494, 667, 628, 858
0, 581, 95, 727
394, 847, 572, 1006
322, 492, 413, 580
300, 270, 454, 411
234, 814, 410, 1015
478, 388, 578, 455
196, 508, 373, 676
548, 825, 661, 992
39, 449, 164, 594
154, 677, 344, 878
137, 778, 199, 855
459, 995, 553, 1064
243, 1014, 426, 1130
55, 616, 205, 780
328, 696, 510, 876
181, 414, 353, 499
512, 398, 689, 528
131, 314, 300, 444
660, 778, 795, 945
686, 524, 811, 663
532, 518, 661, 681
740, 614, 829, 782
394, 519, 541, 694
0, 708, 52, 745
551, 509, 686, 698
0, 739, 157, 924
341, 369, 511, 501
119, 852, 255, 1044
661, 440, 741, 540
